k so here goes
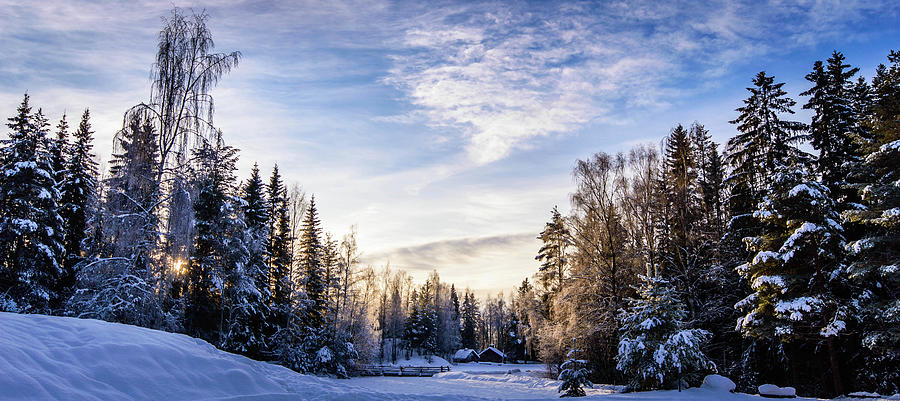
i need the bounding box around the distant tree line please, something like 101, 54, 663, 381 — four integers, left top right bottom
525, 50, 899, 397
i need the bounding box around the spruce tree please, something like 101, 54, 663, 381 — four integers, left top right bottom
460, 290, 479, 350
617, 275, 715, 391
0, 96, 65, 313
70, 116, 169, 329
186, 131, 241, 343
227, 163, 272, 358
59, 110, 98, 281
535, 206, 570, 295
220, 162, 271, 359
558, 339, 592, 397
801, 51, 863, 200
49, 114, 69, 196
48, 114, 73, 294
843, 50, 900, 394
299, 196, 327, 331
268, 165, 292, 311
735, 162, 848, 394
724, 72, 808, 263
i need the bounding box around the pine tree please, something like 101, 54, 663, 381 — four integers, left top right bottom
227, 163, 272, 358
659, 124, 708, 322
842, 50, 900, 394
70, 116, 169, 329
48, 114, 73, 294
460, 290, 479, 350
0, 96, 65, 313
617, 275, 715, 391
724, 72, 808, 266
536, 206, 570, 295
58, 110, 98, 284
558, 339, 592, 397
49, 114, 69, 196
691, 123, 725, 239
735, 162, 848, 394
801, 51, 863, 201
299, 196, 327, 331
221, 162, 271, 359
268, 165, 292, 311
502, 312, 526, 362
185, 131, 241, 343
735, 163, 847, 337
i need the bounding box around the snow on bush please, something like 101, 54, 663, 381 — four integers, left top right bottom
701, 374, 736, 392
758, 384, 797, 398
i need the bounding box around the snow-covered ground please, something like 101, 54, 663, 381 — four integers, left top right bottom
2, 312, 897, 400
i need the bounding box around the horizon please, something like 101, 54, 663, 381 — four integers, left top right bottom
2, 0, 898, 296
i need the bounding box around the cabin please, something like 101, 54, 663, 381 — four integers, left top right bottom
452, 348, 479, 363
478, 346, 506, 363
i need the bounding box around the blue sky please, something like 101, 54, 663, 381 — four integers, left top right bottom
1, 0, 898, 295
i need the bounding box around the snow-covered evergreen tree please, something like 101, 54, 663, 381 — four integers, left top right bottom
617, 275, 715, 391
735, 163, 847, 340
185, 131, 242, 343
299, 196, 327, 331
69, 116, 172, 329
460, 290, 479, 350
536, 206, 570, 294
0, 95, 65, 313
58, 110, 98, 284
502, 312, 526, 362
267, 165, 292, 313
558, 341, 592, 397
723, 71, 808, 267
842, 50, 900, 394
801, 51, 864, 200
225, 163, 271, 359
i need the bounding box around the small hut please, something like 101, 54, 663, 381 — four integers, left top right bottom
478, 346, 506, 363
452, 348, 479, 363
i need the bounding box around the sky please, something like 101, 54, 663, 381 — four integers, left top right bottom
1, 0, 897, 296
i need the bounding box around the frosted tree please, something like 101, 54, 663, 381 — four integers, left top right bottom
185, 131, 243, 343
299, 197, 327, 331
843, 50, 900, 394
536, 206, 570, 294
268, 165, 293, 317
617, 275, 715, 391
69, 116, 173, 329
801, 51, 864, 200
558, 339, 592, 397
227, 164, 271, 358
723, 71, 807, 268
0, 95, 65, 313
735, 162, 848, 394
48, 114, 69, 196
460, 290, 479, 349
123, 8, 240, 284
59, 110, 99, 282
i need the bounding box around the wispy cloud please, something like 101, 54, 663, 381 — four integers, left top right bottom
384, 0, 898, 166
362, 233, 539, 292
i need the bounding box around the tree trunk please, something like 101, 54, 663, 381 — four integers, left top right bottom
827, 338, 843, 396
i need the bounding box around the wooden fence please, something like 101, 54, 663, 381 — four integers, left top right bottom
358, 365, 451, 377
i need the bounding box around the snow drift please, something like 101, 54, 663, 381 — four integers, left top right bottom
0, 312, 380, 401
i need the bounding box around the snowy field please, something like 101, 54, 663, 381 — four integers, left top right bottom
2, 312, 897, 401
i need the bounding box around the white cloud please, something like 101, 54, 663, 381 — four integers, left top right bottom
362, 233, 540, 293
384, 0, 897, 167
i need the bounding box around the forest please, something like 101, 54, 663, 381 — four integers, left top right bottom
0, 8, 897, 399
